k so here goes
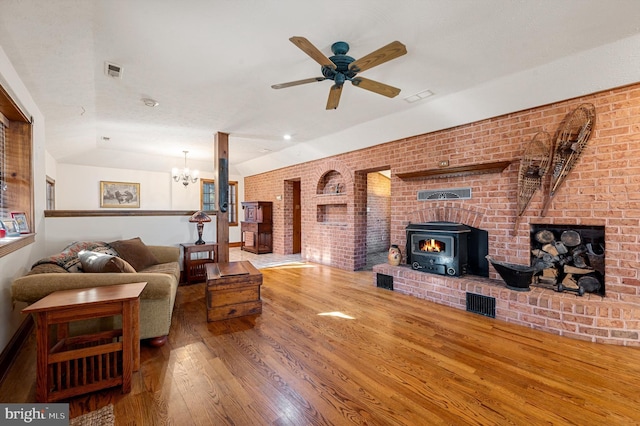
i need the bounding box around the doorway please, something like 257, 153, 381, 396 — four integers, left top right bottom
363, 169, 391, 270
284, 179, 302, 254
292, 180, 301, 254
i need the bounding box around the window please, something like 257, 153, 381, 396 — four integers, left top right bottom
200, 179, 238, 226
201, 179, 215, 211
1, 83, 34, 255
46, 176, 55, 210
0, 116, 6, 217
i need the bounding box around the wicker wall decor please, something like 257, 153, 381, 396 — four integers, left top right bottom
541, 103, 596, 216
513, 131, 552, 233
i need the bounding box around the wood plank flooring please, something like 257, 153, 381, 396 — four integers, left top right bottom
2, 261, 640, 424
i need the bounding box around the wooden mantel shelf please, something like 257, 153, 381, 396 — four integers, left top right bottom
396, 160, 513, 180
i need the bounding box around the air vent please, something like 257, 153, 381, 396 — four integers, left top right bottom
376, 273, 393, 290
417, 187, 471, 201
104, 61, 123, 79
466, 292, 495, 318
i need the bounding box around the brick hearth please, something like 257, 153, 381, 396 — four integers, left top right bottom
373, 264, 639, 346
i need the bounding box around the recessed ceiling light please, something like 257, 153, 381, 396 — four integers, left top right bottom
404, 89, 434, 103
141, 98, 159, 107
283, 134, 292, 140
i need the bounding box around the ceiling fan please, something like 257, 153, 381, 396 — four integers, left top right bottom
272, 36, 407, 110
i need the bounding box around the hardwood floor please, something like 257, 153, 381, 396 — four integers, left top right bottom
3, 261, 640, 425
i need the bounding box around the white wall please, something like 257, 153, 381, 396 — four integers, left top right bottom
50, 163, 244, 244
56, 164, 174, 210
0, 46, 47, 353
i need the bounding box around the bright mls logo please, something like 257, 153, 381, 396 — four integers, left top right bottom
0, 404, 68, 425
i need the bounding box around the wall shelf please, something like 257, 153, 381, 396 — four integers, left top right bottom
396, 160, 513, 180
44, 210, 210, 217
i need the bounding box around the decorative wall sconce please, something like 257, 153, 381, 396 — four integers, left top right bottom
172, 150, 199, 187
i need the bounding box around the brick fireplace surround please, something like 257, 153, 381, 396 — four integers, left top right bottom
245, 82, 640, 346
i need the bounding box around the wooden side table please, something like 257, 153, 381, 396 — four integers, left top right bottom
205, 261, 262, 322
181, 242, 218, 285
22, 282, 147, 402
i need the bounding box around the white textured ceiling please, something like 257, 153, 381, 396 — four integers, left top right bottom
1, 0, 640, 176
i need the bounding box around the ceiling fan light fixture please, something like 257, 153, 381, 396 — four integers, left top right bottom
272, 37, 407, 110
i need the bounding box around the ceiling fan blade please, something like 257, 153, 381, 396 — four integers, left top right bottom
289, 36, 335, 69
349, 41, 407, 73
326, 85, 343, 110
271, 77, 326, 89
351, 77, 401, 98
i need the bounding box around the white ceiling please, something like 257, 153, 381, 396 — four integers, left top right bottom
1, 0, 640, 177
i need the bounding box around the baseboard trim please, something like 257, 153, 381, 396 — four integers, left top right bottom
229, 242, 242, 248
0, 315, 33, 385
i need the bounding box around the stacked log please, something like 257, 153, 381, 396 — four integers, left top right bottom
530, 229, 604, 296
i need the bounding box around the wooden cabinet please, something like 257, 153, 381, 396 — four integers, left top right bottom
241, 201, 272, 254
180, 243, 218, 284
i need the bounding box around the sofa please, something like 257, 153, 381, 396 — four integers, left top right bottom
11, 237, 180, 347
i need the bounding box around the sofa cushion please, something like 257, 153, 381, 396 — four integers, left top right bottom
27, 263, 68, 275
109, 237, 159, 272
139, 262, 181, 283
78, 250, 136, 273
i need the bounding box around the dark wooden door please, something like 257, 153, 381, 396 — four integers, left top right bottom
293, 181, 301, 253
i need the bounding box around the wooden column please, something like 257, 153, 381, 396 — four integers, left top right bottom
214, 132, 229, 263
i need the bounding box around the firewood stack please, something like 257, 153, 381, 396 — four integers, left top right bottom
531, 229, 604, 296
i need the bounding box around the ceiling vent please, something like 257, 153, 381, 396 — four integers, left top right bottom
417, 187, 472, 201
104, 61, 123, 79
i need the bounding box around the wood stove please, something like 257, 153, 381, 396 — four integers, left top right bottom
406, 222, 470, 276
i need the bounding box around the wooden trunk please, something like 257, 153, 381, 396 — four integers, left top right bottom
205, 261, 262, 322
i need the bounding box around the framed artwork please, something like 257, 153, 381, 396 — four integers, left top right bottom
10, 211, 30, 233
1, 219, 21, 237
100, 181, 140, 208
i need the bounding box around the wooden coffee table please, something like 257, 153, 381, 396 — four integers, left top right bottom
205, 261, 262, 322
22, 282, 147, 402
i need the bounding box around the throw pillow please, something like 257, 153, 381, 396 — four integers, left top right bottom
108, 237, 159, 271
78, 250, 136, 273
34, 241, 119, 273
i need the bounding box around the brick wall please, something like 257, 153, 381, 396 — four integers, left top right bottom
245, 82, 640, 345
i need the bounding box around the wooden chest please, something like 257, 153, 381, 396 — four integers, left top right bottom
205, 261, 262, 322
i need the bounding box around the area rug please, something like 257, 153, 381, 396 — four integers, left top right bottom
70, 404, 115, 426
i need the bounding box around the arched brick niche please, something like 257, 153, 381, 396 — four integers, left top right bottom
313, 163, 353, 225
306, 161, 359, 270
311, 160, 354, 195
316, 170, 347, 194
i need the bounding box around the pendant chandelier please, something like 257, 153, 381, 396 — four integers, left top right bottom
172, 150, 199, 187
